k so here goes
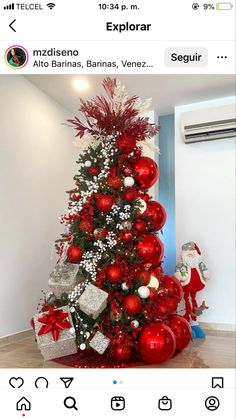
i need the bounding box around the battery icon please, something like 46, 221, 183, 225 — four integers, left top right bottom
216, 2, 233, 9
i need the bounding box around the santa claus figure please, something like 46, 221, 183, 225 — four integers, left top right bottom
175, 242, 210, 338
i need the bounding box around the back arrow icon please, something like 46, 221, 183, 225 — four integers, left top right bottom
9, 19, 16, 32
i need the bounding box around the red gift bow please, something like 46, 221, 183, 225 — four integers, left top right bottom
37, 307, 72, 342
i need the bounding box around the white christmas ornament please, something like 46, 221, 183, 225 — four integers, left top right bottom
79, 343, 86, 351
121, 282, 129, 291
138, 286, 150, 299
84, 160, 92, 167
124, 176, 135, 187
148, 275, 160, 289
131, 320, 139, 328
136, 198, 147, 214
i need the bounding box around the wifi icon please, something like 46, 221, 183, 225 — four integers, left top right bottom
47, 2, 56, 9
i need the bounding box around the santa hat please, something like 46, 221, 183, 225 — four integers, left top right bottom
182, 241, 201, 255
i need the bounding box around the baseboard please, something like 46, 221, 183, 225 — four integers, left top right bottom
0, 329, 33, 347
199, 321, 235, 335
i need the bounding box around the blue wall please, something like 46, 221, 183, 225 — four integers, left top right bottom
157, 114, 176, 274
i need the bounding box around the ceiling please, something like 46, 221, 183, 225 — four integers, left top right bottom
26, 74, 235, 116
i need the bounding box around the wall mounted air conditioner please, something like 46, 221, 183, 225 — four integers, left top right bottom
181, 104, 236, 143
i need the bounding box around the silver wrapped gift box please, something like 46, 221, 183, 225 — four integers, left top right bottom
48, 262, 83, 298
34, 305, 78, 361
89, 331, 110, 355
78, 284, 108, 319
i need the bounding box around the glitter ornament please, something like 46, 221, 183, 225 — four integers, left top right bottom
138, 286, 150, 299
106, 263, 123, 283
122, 188, 138, 202
124, 176, 135, 187
116, 133, 136, 155
122, 220, 132, 230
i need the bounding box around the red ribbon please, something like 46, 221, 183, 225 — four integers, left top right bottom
37, 307, 71, 342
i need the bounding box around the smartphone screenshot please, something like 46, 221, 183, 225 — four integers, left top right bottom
0, 1, 235, 418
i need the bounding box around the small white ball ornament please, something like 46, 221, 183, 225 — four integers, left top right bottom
136, 198, 147, 214
79, 343, 86, 351
131, 320, 140, 328
70, 327, 76, 335
85, 160, 92, 167
124, 176, 135, 187
138, 286, 150, 299
121, 282, 129, 291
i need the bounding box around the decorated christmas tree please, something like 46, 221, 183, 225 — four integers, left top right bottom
33, 78, 191, 366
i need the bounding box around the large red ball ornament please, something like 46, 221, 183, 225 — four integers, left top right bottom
168, 315, 191, 351
116, 133, 136, 155
133, 157, 159, 189
96, 194, 115, 212
139, 323, 176, 364
123, 294, 142, 315
106, 263, 123, 283
134, 219, 147, 234
160, 275, 183, 302
144, 201, 167, 230
156, 294, 179, 316
67, 244, 84, 263
137, 234, 164, 264
136, 269, 151, 286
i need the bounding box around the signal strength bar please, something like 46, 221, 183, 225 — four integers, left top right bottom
4, 3, 15, 9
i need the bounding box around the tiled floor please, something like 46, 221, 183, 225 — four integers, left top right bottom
0, 331, 235, 368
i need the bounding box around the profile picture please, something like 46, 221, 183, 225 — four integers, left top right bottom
5, 45, 29, 69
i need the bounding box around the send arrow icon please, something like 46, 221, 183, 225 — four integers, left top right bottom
60, 377, 74, 388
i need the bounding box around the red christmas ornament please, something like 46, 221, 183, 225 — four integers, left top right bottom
89, 166, 100, 177
134, 219, 147, 233
111, 345, 133, 362
107, 175, 122, 189
122, 188, 138, 202
94, 227, 108, 239
133, 157, 159, 189
139, 323, 176, 364
119, 230, 133, 242
116, 133, 136, 155
134, 147, 142, 157
136, 269, 151, 286
144, 201, 167, 230
106, 263, 123, 283
136, 234, 164, 264
168, 315, 191, 351
160, 275, 183, 302
156, 294, 179, 316
123, 294, 142, 315
124, 167, 133, 176
67, 244, 84, 263
149, 287, 158, 300
79, 220, 93, 233
96, 194, 115, 212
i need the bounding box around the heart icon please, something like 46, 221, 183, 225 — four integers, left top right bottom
9, 377, 24, 388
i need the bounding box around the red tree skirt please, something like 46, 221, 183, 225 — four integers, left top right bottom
53, 349, 147, 368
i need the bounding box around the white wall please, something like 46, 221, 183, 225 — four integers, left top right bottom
0, 76, 77, 337
175, 96, 235, 327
